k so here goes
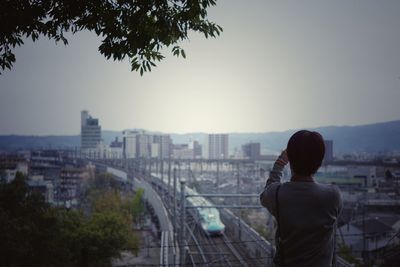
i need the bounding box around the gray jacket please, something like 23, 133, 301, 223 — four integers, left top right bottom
260, 158, 342, 267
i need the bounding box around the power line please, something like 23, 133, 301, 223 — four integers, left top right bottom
117, 241, 400, 267
116, 245, 400, 267
124, 238, 271, 250
123, 229, 399, 251
113, 255, 274, 267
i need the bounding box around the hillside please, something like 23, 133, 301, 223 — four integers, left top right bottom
1, 120, 399, 154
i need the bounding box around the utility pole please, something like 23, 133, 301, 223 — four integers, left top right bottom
188, 161, 191, 185
362, 196, 366, 261
178, 161, 181, 181
237, 162, 242, 240
216, 160, 220, 193
155, 158, 159, 176
161, 158, 164, 181
180, 179, 186, 266
173, 164, 180, 266
148, 158, 152, 176
173, 166, 177, 234
125, 157, 129, 173
168, 156, 171, 206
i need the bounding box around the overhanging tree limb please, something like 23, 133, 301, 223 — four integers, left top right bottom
0, 0, 222, 75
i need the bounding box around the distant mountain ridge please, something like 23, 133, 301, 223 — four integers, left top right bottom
1, 120, 399, 154
171, 120, 400, 154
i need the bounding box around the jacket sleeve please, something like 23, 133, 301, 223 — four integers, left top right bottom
332, 185, 343, 218
259, 155, 287, 216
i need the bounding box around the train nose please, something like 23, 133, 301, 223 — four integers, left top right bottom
207, 223, 225, 235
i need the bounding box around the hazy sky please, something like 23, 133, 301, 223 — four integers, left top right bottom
1, 0, 400, 135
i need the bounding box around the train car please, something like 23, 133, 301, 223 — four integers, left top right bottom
150, 173, 225, 236
186, 187, 225, 236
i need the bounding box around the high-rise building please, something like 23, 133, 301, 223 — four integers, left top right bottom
191, 140, 202, 159
123, 130, 138, 159
136, 133, 152, 158
122, 131, 172, 159
324, 140, 334, 163
151, 143, 160, 158
80, 110, 101, 150
206, 134, 229, 159
153, 134, 172, 159
242, 142, 261, 160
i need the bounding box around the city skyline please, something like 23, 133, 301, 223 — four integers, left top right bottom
0, 115, 399, 136
1, 0, 400, 135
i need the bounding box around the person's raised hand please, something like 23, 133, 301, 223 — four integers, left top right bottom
279, 150, 289, 165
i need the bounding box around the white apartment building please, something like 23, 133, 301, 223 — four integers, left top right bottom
123, 130, 138, 159
122, 131, 172, 159
205, 134, 229, 159
153, 134, 172, 159
80, 110, 101, 150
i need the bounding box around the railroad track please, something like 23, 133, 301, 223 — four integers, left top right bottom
189, 223, 249, 267
212, 235, 249, 267
221, 216, 269, 267
146, 175, 265, 266
184, 218, 209, 267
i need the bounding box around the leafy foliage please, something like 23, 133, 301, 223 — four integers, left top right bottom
0, 172, 140, 266
78, 211, 138, 266
130, 188, 144, 226
0, 0, 222, 75
0, 173, 72, 266
83, 171, 142, 250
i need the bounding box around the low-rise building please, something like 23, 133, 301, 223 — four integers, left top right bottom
109, 137, 123, 158
172, 144, 194, 159
0, 155, 29, 182
59, 167, 90, 205
339, 217, 399, 260
28, 179, 54, 203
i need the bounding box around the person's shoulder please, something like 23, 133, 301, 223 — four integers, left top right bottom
323, 183, 342, 207
314, 183, 341, 198
315, 182, 339, 191
327, 184, 342, 211
329, 184, 341, 196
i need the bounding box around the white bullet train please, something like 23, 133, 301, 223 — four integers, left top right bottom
150, 174, 225, 236
185, 186, 225, 236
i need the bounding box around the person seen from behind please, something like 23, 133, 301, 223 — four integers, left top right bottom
260, 130, 342, 267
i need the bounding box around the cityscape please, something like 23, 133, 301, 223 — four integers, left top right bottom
1, 110, 399, 266
1, 1, 400, 267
